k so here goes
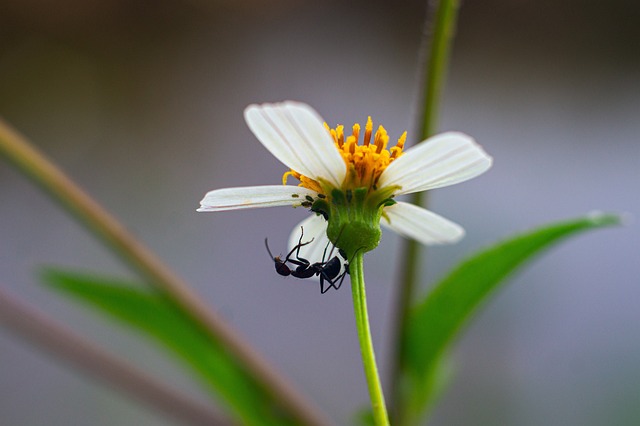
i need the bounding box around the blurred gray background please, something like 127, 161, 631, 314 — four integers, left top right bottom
1, 0, 638, 424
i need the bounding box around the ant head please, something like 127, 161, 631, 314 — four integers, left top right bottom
265, 238, 292, 276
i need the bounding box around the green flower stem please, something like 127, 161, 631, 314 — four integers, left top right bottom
0, 117, 329, 426
390, 0, 461, 423
350, 251, 389, 426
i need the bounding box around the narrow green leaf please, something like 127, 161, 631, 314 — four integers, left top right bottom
42, 270, 299, 426
401, 213, 620, 423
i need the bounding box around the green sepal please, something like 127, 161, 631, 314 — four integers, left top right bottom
325, 187, 383, 258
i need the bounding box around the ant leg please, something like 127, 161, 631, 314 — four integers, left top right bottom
324, 245, 359, 291
328, 224, 347, 259
283, 226, 314, 264
321, 239, 332, 263
295, 226, 316, 260
333, 270, 348, 290
319, 260, 347, 293
319, 275, 329, 294
284, 227, 306, 260
317, 267, 344, 293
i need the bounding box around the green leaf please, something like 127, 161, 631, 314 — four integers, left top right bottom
42, 270, 299, 426
400, 213, 620, 424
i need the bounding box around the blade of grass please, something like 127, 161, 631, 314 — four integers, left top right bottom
400, 213, 620, 424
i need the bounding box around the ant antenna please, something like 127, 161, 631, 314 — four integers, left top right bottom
264, 238, 276, 260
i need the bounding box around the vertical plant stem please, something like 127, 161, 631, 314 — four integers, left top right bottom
389, 0, 461, 423
350, 251, 389, 426
0, 118, 330, 426
419, 0, 460, 140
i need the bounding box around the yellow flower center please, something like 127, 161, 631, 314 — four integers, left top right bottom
282, 117, 407, 194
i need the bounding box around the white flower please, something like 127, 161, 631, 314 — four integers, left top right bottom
199, 101, 492, 260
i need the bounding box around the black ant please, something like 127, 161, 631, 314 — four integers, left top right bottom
264, 227, 350, 294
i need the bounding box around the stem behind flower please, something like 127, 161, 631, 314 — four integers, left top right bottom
390, 0, 461, 423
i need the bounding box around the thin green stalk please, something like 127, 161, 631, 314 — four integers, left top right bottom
420, 0, 460, 140
0, 117, 330, 426
390, 0, 461, 423
350, 251, 389, 426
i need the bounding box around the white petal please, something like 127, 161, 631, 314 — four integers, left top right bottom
197, 185, 317, 212
244, 102, 346, 188
287, 214, 332, 265
381, 201, 465, 245
378, 132, 492, 195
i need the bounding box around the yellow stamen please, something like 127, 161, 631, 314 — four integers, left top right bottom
336, 125, 344, 146
284, 117, 407, 193
299, 175, 324, 194
352, 123, 360, 144
363, 117, 373, 146
390, 131, 406, 159
282, 170, 300, 186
